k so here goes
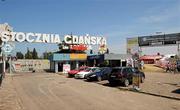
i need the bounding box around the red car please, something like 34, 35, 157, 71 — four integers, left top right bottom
67, 66, 88, 77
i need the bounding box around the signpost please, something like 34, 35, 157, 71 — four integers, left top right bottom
1, 43, 14, 74
2, 43, 13, 55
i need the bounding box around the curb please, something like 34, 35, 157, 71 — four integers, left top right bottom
117, 87, 180, 101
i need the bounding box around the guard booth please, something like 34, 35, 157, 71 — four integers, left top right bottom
87, 54, 104, 67
50, 53, 87, 73
87, 54, 132, 67
104, 54, 132, 67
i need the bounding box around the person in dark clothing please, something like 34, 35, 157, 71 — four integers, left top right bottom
0, 73, 2, 87
166, 62, 170, 72
0, 63, 3, 87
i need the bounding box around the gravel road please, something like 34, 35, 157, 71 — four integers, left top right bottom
0, 73, 180, 110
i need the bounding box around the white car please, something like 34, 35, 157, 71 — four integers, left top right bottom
74, 67, 99, 79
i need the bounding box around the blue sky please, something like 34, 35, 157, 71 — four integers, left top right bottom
0, 0, 180, 56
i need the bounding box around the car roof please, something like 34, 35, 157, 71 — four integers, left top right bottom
112, 67, 132, 69
88, 67, 99, 69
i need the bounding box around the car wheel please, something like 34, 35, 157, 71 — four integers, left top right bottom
109, 81, 117, 86
67, 74, 72, 78
124, 79, 129, 87
141, 76, 145, 83
97, 76, 102, 81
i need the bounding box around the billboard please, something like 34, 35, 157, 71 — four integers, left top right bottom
138, 33, 180, 47
127, 38, 139, 54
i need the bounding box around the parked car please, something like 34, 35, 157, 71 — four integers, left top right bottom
67, 66, 88, 77
108, 67, 145, 87
74, 67, 99, 79
176, 60, 180, 72
86, 67, 112, 81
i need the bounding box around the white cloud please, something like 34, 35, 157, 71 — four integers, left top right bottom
139, 3, 180, 24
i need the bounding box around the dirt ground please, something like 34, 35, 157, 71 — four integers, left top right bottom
139, 64, 180, 99
97, 72, 180, 99
140, 72, 180, 99
0, 73, 180, 110
0, 75, 21, 110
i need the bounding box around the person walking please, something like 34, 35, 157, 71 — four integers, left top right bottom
166, 62, 170, 72
173, 62, 177, 74
140, 60, 144, 70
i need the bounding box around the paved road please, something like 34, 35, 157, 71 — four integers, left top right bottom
11, 73, 180, 110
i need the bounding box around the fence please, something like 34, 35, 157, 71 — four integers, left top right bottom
12, 59, 50, 73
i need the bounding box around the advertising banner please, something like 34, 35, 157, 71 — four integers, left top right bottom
70, 54, 87, 60
53, 54, 70, 61
138, 33, 180, 47
127, 37, 139, 54
63, 64, 70, 74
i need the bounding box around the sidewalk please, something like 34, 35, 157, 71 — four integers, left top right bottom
0, 75, 22, 110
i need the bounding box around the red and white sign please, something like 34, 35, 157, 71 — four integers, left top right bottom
70, 44, 87, 51
63, 64, 70, 73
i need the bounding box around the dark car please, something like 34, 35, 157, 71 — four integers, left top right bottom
108, 67, 145, 87
176, 60, 180, 72
86, 67, 112, 81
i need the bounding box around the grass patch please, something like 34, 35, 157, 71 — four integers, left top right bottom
142, 64, 164, 73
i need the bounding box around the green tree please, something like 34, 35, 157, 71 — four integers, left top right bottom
25, 48, 32, 59
16, 52, 24, 59
32, 48, 38, 59
43, 51, 52, 59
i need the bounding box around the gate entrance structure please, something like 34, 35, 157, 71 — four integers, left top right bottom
0, 23, 108, 73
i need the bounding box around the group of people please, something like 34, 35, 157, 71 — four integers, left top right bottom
165, 61, 177, 73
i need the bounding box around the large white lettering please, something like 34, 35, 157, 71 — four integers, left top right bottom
0, 31, 106, 45
26, 33, 35, 43
54, 34, 61, 43
64, 35, 72, 44
42, 34, 50, 43
1, 31, 10, 42
35, 33, 42, 43
101, 37, 107, 45
78, 36, 84, 44
72, 35, 78, 44
11, 32, 16, 41
16, 32, 26, 42
91, 36, 96, 45
50, 34, 54, 43
96, 37, 102, 45
84, 35, 91, 45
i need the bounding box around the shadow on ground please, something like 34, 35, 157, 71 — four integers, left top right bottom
172, 89, 180, 94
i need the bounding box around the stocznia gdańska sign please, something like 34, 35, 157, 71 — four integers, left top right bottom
0, 31, 106, 45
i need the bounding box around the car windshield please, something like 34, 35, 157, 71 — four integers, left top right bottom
85, 68, 95, 71
79, 68, 85, 71
132, 68, 138, 73
177, 60, 180, 65
93, 68, 102, 72
91, 68, 99, 72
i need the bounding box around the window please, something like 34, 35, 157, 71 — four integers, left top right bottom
112, 68, 121, 73
122, 68, 128, 74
